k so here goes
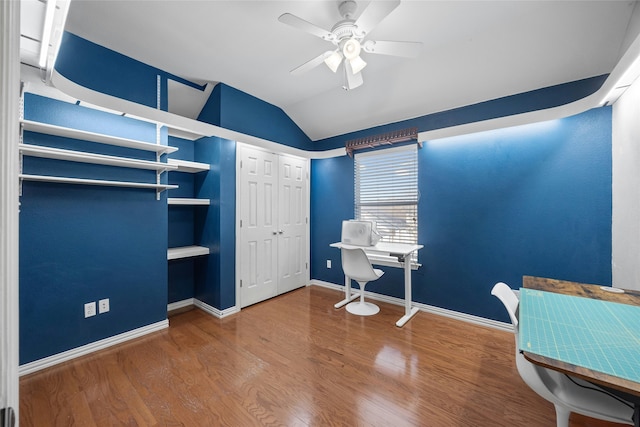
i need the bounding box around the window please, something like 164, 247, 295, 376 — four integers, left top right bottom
355, 144, 418, 253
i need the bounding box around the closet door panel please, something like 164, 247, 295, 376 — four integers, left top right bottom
239, 148, 278, 308
277, 155, 308, 294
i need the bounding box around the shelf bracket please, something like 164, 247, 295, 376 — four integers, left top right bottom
18, 153, 23, 197
155, 74, 161, 200
156, 120, 161, 200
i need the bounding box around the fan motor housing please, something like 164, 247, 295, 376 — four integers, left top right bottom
331, 20, 360, 41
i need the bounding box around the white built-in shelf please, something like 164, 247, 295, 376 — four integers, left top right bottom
21, 120, 178, 155
168, 198, 210, 205
167, 245, 210, 260
20, 144, 179, 171
167, 158, 210, 173
20, 174, 179, 191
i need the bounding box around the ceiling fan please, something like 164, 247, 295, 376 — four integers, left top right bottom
279, 0, 422, 90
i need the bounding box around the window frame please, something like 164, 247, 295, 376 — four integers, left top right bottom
354, 144, 419, 259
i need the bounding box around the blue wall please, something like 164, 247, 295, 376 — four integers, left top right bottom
20, 94, 168, 364
310, 155, 355, 286
194, 137, 236, 310
57, 32, 165, 110
199, 83, 313, 150
311, 107, 612, 322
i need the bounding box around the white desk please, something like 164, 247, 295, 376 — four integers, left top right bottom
330, 242, 423, 327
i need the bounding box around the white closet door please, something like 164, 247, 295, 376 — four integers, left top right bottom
237, 144, 309, 308
239, 147, 279, 308
277, 155, 308, 294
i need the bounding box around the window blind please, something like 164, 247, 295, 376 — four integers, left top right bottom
355, 145, 418, 252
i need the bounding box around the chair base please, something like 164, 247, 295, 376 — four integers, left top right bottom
346, 301, 380, 316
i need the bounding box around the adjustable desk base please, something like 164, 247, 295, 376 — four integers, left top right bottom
334, 292, 360, 309
396, 306, 420, 327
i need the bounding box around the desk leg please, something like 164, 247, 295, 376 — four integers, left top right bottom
396, 257, 419, 327
335, 274, 359, 309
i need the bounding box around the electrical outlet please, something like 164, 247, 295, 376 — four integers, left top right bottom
84, 302, 96, 318
327, 259, 331, 268
98, 298, 110, 314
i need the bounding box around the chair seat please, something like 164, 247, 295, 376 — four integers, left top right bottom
340, 247, 385, 317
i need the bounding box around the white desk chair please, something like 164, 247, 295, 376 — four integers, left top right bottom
491, 282, 633, 427
341, 247, 384, 316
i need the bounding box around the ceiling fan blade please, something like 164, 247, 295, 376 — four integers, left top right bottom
362, 40, 422, 58
343, 61, 363, 90
353, 0, 401, 37
278, 13, 336, 42
291, 51, 335, 76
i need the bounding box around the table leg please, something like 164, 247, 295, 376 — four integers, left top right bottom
396, 255, 419, 327
335, 274, 359, 308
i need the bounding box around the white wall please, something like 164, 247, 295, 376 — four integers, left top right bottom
612, 75, 640, 290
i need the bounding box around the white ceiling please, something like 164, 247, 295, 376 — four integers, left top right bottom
23, 1, 640, 141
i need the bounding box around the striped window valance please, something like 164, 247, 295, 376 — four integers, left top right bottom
345, 127, 420, 157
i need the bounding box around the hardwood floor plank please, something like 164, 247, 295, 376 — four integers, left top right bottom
20, 286, 630, 426
20, 364, 97, 427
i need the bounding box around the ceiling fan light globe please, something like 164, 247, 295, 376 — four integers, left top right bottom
324, 51, 343, 73
350, 55, 367, 74
342, 38, 361, 60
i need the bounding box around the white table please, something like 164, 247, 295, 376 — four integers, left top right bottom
330, 242, 423, 327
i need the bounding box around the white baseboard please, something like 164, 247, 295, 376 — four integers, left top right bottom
167, 298, 195, 312
309, 279, 343, 291
309, 279, 512, 332
19, 319, 169, 376
20, 298, 241, 375
193, 299, 240, 319
169, 298, 239, 319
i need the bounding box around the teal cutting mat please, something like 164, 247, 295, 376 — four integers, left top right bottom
519, 288, 640, 383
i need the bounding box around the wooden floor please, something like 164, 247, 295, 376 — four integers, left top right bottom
20, 286, 629, 426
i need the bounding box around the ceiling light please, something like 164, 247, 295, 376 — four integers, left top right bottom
343, 61, 364, 90
38, 0, 57, 68
342, 38, 367, 74
324, 51, 343, 73
349, 55, 367, 74
342, 38, 361, 60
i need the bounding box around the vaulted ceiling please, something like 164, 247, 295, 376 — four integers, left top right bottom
22, 1, 640, 141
